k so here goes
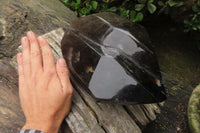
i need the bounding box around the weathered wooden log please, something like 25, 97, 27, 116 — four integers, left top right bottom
0, 59, 25, 132
0, 0, 76, 132
0, 0, 76, 59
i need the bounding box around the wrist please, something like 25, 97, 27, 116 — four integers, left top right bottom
22, 119, 61, 133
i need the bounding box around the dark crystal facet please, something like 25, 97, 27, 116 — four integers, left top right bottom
61, 12, 167, 104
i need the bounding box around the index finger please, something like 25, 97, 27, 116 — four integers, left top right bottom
27, 31, 43, 72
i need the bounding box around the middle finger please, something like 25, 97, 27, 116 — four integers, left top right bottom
27, 31, 43, 73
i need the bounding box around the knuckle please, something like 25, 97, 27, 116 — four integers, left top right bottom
31, 50, 41, 58
31, 73, 37, 83
18, 70, 24, 77
45, 70, 55, 77
22, 43, 29, 49
66, 87, 73, 96
31, 71, 39, 78
17, 60, 23, 65
57, 68, 69, 75
22, 58, 30, 66
43, 52, 52, 58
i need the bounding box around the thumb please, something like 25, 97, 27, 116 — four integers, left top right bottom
56, 58, 73, 94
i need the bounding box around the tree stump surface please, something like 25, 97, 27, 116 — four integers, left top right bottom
0, 0, 75, 132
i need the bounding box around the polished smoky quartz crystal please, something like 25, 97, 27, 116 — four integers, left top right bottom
61, 12, 166, 104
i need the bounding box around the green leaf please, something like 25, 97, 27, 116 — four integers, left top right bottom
101, 3, 108, 9
147, 3, 157, 14
130, 10, 136, 22
137, 0, 146, 4
74, 3, 80, 10
135, 4, 145, 11
192, 14, 197, 21
148, 0, 154, 3
120, 8, 129, 18
192, 27, 197, 30
107, 7, 117, 12
103, 0, 110, 3
192, 4, 199, 12
168, 0, 178, 7
158, 1, 164, 6
75, 11, 78, 16
86, 2, 90, 7
86, 2, 92, 10
63, 0, 69, 3
100, 4, 108, 12
70, 2, 76, 9
76, 0, 81, 4
81, 8, 89, 15
91, 1, 98, 10
176, 1, 184, 7
135, 12, 143, 22
198, 0, 200, 6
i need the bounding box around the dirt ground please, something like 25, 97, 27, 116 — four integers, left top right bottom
144, 15, 200, 88
142, 15, 200, 133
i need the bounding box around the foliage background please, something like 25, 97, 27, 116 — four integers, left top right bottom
60, 0, 200, 33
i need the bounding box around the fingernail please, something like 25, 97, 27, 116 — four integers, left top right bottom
21, 37, 26, 43
58, 58, 66, 66
38, 36, 43, 40
27, 31, 33, 37
17, 53, 22, 59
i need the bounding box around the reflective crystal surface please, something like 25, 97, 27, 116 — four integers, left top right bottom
61, 12, 166, 104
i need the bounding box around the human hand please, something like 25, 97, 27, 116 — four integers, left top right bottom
17, 31, 73, 133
